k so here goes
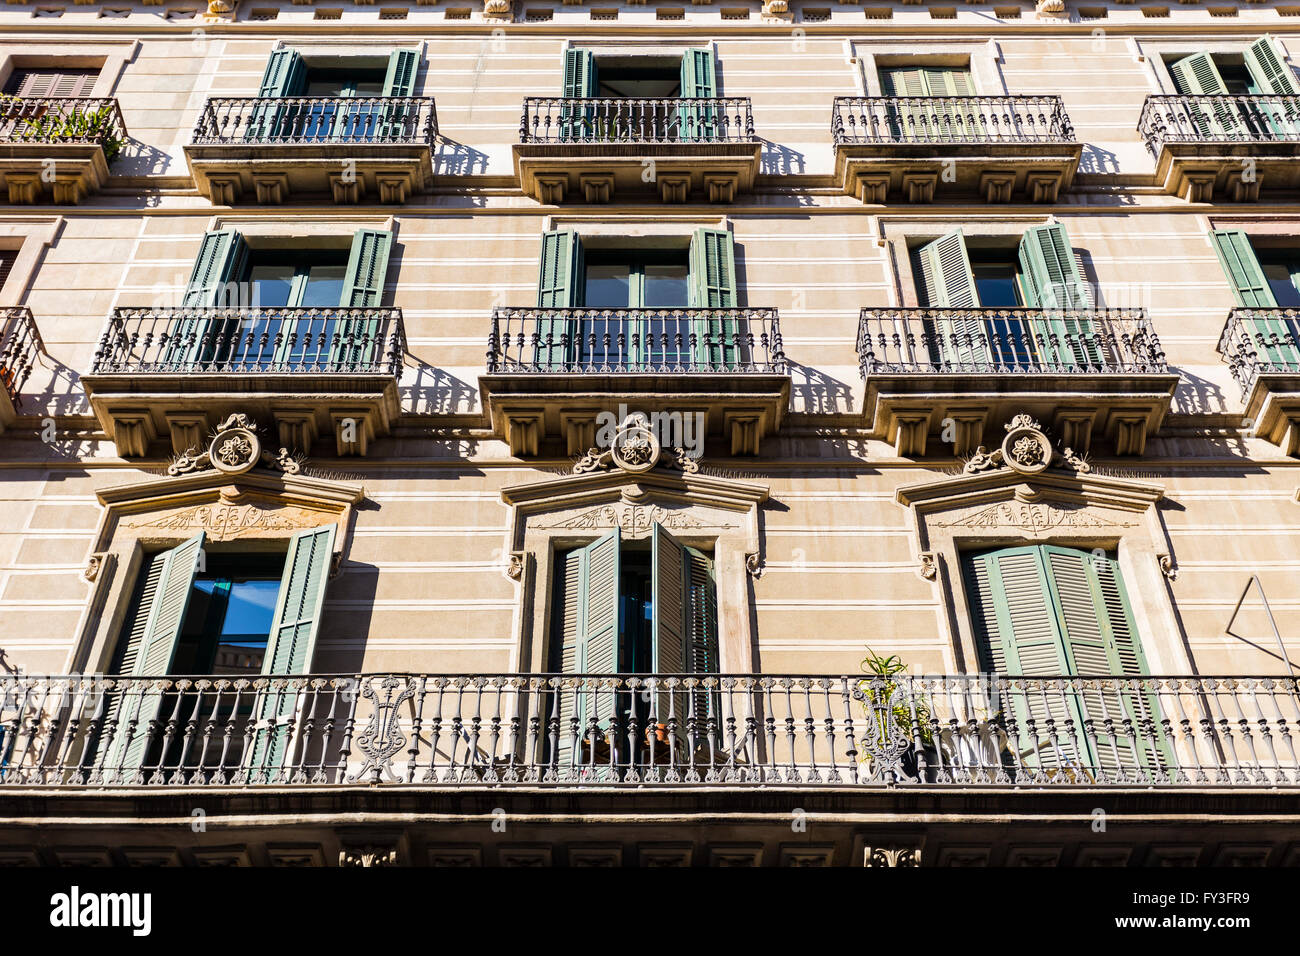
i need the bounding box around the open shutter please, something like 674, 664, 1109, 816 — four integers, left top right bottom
1168, 52, 1251, 139
377, 49, 420, 140
560, 49, 597, 141
915, 230, 987, 369
1018, 222, 1098, 367
1169, 51, 1229, 95
684, 546, 720, 746
650, 524, 689, 741
102, 533, 205, 780
535, 229, 583, 369
1245, 37, 1300, 95
245, 525, 336, 780
679, 49, 718, 141
176, 230, 250, 369
689, 227, 739, 368
1210, 229, 1300, 368
331, 228, 394, 369
96, 551, 165, 776
247, 49, 307, 141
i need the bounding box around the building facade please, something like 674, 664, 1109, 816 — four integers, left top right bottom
0, 0, 1298, 868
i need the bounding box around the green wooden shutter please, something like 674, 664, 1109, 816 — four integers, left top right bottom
1018, 222, 1098, 367
248, 49, 307, 141
915, 230, 987, 368
378, 49, 420, 140
679, 49, 718, 141
1210, 229, 1300, 369
97, 551, 166, 776
103, 533, 205, 779
332, 228, 394, 369
175, 230, 250, 369
575, 529, 621, 760
650, 524, 689, 738
246, 524, 336, 779
535, 229, 583, 369
1168, 51, 1250, 139
550, 548, 585, 770
880, 67, 978, 139
683, 546, 720, 741
1245, 36, 1300, 105
689, 227, 739, 367
560, 49, 597, 141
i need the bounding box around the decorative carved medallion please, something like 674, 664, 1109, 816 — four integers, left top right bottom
933, 501, 1137, 536
572, 413, 700, 477
745, 551, 764, 578
125, 503, 317, 540
963, 414, 1090, 477
537, 503, 735, 536
917, 551, 938, 581
168, 413, 302, 479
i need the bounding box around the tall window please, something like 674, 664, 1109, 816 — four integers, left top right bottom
1210, 229, 1300, 368
560, 48, 717, 141
1166, 38, 1300, 138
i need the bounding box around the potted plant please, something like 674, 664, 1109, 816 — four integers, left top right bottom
856, 648, 934, 781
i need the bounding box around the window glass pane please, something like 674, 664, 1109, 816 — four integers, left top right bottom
972, 266, 1022, 308
250, 264, 294, 308
1261, 261, 1300, 307
300, 263, 346, 307
642, 264, 689, 308
585, 263, 632, 307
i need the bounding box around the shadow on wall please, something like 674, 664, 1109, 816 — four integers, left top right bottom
1173, 368, 1229, 416
786, 361, 854, 416
112, 137, 177, 177
402, 361, 480, 416
759, 138, 808, 178
434, 138, 490, 177
315, 557, 379, 675
28, 355, 91, 418
1078, 143, 1121, 176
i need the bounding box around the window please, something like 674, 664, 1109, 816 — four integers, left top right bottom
172, 227, 393, 370
1209, 229, 1300, 366
549, 525, 718, 764
99, 527, 336, 776
560, 48, 716, 141
911, 224, 1097, 368
963, 544, 1170, 774
4, 68, 99, 97
1165, 38, 1300, 138
0, 249, 16, 293
533, 227, 740, 368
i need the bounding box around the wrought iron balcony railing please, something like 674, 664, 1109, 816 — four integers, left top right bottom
0, 307, 44, 408
857, 308, 1168, 377
1139, 94, 1300, 152
519, 97, 755, 144
1217, 307, 1300, 397
487, 307, 787, 374
832, 95, 1074, 145
90, 307, 406, 377
0, 96, 126, 161
191, 96, 438, 146
1, 673, 1296, 788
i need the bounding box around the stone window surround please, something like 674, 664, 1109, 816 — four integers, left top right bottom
876, 214, 1056, 308
0, 216, 61, 308
543, 212, 730, 252
1137, 35, 1297, 94
847, 38, 1007, 96
0, 38, 138, 100
204, 213, 397, 251
266, 38, 428, 76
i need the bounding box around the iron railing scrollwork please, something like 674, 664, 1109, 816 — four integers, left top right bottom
856, 308, 1167, 377
519, 97, 755, 144
0, 307, 45, 407
90, 307, 406, 377
0, 96, 127, 160
191, 96, 438, 146
487, 307, 787, 374
832, 95, 1074, 145
1138, 94, 1300, 153
2, 673, 1297, 789
1217, 307, 1300, 398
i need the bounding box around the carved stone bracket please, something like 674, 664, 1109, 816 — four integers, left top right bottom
917, 551, 938, 582
745, 551, 764, 578
483, 0, 512, 16
1157, 552, 1178, 581
82, 551, 110, 583
339, 845, 399, 867
507, 550, 526, 581
863, 845, 923, 867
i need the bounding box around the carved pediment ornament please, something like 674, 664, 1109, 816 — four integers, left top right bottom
572, 413, 700, 477
169, 413, 303, 479
963, 414, 1090, 478
537, 503, 736, 535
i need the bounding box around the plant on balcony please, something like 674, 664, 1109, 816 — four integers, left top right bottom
0, 94, 124, 162
857, 647, 934, 748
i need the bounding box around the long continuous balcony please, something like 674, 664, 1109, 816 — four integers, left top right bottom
81, 306, 406, 458
2, 673, 1296, 789
1138, 95, 1300, 201
185, 96, 439, 204
857, 308, 1179, 457
479, 307, 790, 456
0, 96, 126, 203
513, 97, 761, 204
831, 95, 1081, 204
1217, 307, 1300, 455
0, 307, 45, 432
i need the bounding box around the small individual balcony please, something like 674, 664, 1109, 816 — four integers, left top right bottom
831, 95, 1081, 204
185, 96, 438, 205
513, 97, 761, 204
0, 307, 45, 432
0, 96, 126, 204
480, 306, 789, 456
1139, 95, 1300, 202
2, 672, 1296, 789
1218, 307, 1300, 455
857, 307, 1178, 457
81, 306, 405, 458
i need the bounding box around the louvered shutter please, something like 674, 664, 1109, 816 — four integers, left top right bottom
689, 227, 740, 368
247, 49, 307, 141
915, 230, 987, 369
565, 529, 621, 768
560, 49, 597, 141
535, 229, 583, 369
678, 49, 718, 141
176, 229, 250, 369
1210, 229, 1300, 368
1017, 223, 1099, 367
684, 545, 720, 743
378, 49, 420, 140
245, 525, 336, 780
102, 533, 205, 780
1245, 36, 1300, 95
1168, 52, 1250, 139
1170, 51, 1230, 95
329, 228, 394, 369
550, 548, 585, 770
6, 69, 98, 97
650, 524, 688, 736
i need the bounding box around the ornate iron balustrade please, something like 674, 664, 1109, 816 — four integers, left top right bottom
0, 307, 44, 408
519, 97, 755, 144
487, 307, 786, 374
832, 95, 1074, 144
857, 308, 1167, 377
0, 96, 126, 159
1, 673, 1296, 788
191, 96, 438, 146
90, 307, 405, 377
1217, 307, 1300, 397
1139, 94, 1300, 152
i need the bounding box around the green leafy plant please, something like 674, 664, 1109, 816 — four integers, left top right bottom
858, 647, 934, 748
0, 95, 124, 163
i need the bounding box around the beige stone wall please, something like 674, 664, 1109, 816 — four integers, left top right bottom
1, 7, 1299, 682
